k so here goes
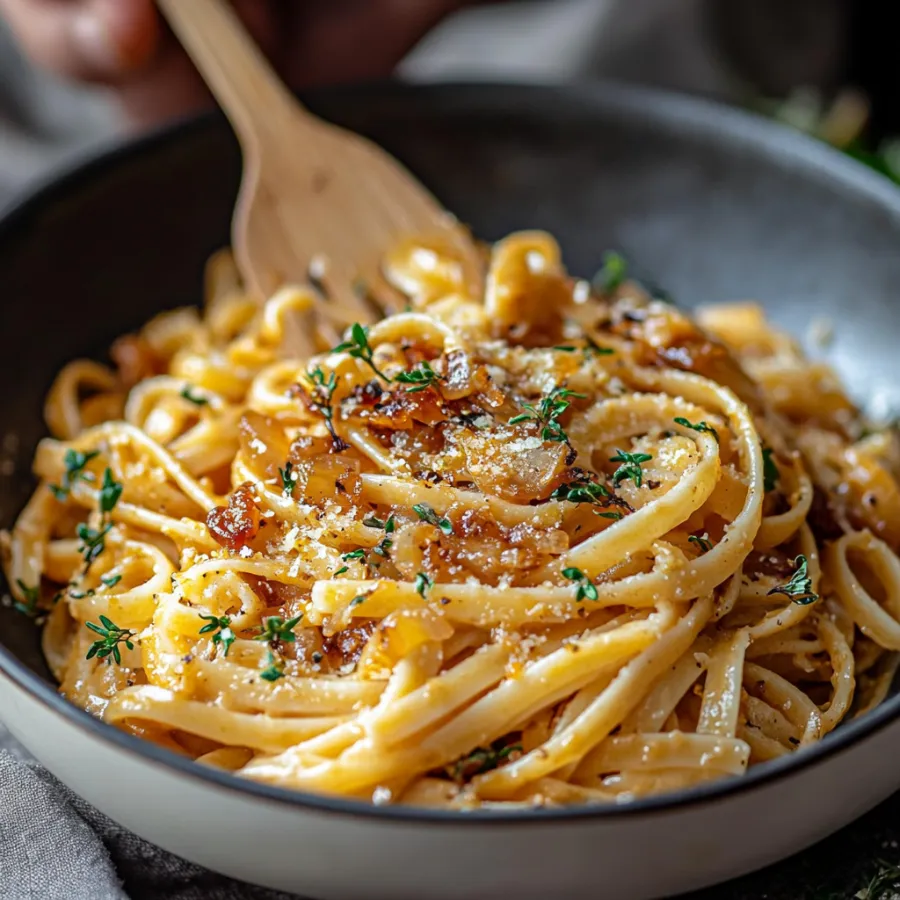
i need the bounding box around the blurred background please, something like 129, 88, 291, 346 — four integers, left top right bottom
0, 0, 896, 206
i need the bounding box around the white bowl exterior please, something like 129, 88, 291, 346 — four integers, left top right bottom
1, 668, 897, 900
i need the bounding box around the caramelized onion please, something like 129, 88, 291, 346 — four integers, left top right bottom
206, 483, 260, 549
457, 426, 568, 503
111, 334, 162, 389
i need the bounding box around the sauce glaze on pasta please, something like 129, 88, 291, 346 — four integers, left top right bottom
4, 230, 900, 808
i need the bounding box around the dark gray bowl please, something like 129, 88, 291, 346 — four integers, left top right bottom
1, 83, 900, 900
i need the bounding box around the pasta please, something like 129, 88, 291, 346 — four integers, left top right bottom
4, 230, 900, 809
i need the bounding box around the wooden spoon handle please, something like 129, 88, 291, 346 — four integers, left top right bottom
156, 0, 305, 145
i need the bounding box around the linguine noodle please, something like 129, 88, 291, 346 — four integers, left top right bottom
4, 230, 900, 808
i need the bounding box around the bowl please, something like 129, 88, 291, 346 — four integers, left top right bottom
2, 82, 900, 900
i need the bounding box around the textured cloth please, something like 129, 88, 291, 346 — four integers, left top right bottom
0, 2, 867, 899
0, 742, 299, 900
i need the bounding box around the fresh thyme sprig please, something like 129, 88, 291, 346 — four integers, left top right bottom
49, 448, 99, 501
689, 534, 713, 554
562, 566, 599, 602
412, 503, 453, 535
342, 516, 397, 571
415, 572, 433, 598
553, 332, 615, 359
395, 361, 443, 394
674, 416, 720, 443
332, 323, 391, 382
762, 447, 780, 492
279, 461, 298, 498
362, 514, 392, 530
76, 468, 123, 571
85, 615, 135, 666
260, 649, 285, 682
767, 555, 819, 605
180, 385, 209, 406
68, 571, 122, 600
99, 467, 123, 514
450, 742, 522, 781
365, 515, 396, 558
77, 522, 112, 568
13, 580, 39, 617
509, 386, 586, 443
609, 449, 653, 488
199, 614, 235, 656
304, 365, 347, 451
550, 472, 630, 520
255, 615, 302, 643
550, 477, 610, 505
596, 250, 628, 292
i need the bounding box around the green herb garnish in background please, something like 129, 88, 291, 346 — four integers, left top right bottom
554, 332, 615, 359
49, 448, 99, 501
415, 572, 433, 598
77, 522, 113, 569
99, 467, 123, 514
180, 385, 209, 406
76, 467, 123, 570
13, 580, 39, 617
596, 250, 628, 292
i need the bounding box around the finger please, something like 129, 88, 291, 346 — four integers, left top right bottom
281, 0, 469, 87
116, 0, 283, 128
0, 0, 159, 82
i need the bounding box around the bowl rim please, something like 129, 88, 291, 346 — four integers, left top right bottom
3, 78, 900, 825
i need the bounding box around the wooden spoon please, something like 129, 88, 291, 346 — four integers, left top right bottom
156, 0, 479, 325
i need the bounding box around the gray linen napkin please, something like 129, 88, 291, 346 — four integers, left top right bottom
0, 744, 302, 900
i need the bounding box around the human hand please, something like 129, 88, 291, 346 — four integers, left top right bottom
0, 0, 469, 126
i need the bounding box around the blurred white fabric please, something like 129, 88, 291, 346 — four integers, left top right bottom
402, 0, 729, 97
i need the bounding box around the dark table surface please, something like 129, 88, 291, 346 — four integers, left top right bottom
695, 795, 900, 899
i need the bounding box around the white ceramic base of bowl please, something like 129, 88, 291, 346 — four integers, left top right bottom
2, 667, 898, 900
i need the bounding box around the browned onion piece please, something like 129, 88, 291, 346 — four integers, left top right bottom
457, 426, 568, 503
